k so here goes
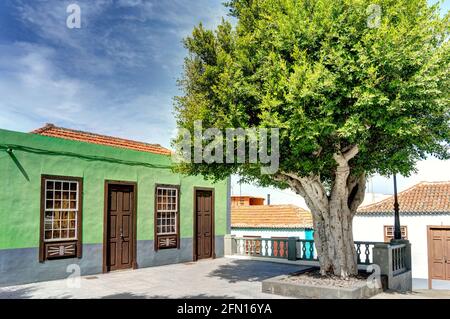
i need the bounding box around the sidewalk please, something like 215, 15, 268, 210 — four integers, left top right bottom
0, 258, 308, 299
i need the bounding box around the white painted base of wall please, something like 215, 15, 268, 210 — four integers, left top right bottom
353, 214, 450, 279
231, 229, 307, 239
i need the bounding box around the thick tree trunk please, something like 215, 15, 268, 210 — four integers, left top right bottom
311, 203, 358, 278
274, 145, 366, 278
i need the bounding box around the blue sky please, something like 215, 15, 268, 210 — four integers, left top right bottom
0, 0, 228, 146
0, 0, 449, 202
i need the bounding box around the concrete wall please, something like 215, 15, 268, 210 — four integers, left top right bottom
353, 214, 450, 279
0, 128, 228, 286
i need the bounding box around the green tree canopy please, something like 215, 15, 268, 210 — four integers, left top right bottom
174, 0, 449, 276
175, 0, 449, 183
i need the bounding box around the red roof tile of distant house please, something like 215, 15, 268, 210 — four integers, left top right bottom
357, 181, 450, 215
231, 204, 313, 229
32, 123, 172, 156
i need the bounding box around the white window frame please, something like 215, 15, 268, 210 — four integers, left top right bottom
44, 179, 79, 242
156, 187, 178, 235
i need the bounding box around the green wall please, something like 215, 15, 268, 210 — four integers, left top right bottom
0, 129, 228, 249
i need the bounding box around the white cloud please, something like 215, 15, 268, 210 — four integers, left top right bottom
0, 1, 231, 148
117, 0, 151, 7
370, 157, 450, 194
13, 0, 228, 71
0, 42, 175, 147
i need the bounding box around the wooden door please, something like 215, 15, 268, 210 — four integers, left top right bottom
195, 189, 214, 260
447, 230, 450, 281
106, 184, 135, 271
428, 227, 450, 285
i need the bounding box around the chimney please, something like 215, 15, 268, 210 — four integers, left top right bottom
267, 194, 271, 205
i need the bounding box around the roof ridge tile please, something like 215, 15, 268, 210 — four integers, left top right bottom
357, 181, 450, 215
31, 123, 172, 156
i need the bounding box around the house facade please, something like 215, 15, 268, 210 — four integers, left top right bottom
231, 195, 265, 207
231, 197, 313, 240
353, 181, 450, 282
0, 125, 230, 287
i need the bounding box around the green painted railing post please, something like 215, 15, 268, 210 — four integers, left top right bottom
288, 237, 298, 261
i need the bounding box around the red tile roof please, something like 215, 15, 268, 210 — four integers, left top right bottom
32, 124, 172, 156
231, 204, 313, 229
357, 181, 450, 215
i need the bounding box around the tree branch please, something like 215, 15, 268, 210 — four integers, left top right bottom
331, 145, 359, 201
347, 173, 366, 213
273, 173, 319, 212
343, 145, 359, 161
279, 172, 329, 214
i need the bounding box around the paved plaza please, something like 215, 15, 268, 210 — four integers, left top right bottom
1, 258, 449, 299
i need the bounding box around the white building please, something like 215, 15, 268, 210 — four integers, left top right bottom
353, 181, 450, 284
231, 196, 314, 240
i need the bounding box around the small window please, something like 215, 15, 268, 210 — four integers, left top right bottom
40, 175, 82, 261
384, 225, 407, 242
155, 185, 180, 250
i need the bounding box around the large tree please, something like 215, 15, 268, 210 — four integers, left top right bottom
174, 0, 449, 278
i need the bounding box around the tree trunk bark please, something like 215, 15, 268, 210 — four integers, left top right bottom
311, 204, 358, 278
275, 145, 366, 278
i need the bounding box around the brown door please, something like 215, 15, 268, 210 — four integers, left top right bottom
428, 227, 450, 283
106, 184, 135, 271
195, 189, 214, 260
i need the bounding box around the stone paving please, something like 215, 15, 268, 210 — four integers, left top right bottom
0, 258, 308, 299
374, 289, 450, 299
0, 257, 449, 299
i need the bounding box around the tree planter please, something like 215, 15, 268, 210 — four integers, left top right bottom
262, 269, 383, 299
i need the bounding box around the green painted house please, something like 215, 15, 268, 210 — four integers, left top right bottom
0, 124, 230, 287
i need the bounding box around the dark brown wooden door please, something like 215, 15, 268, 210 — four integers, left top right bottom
106, 185, 134, 271
447, 230, 450, 281
195, 190, 213, 260
429, 228, 450, 281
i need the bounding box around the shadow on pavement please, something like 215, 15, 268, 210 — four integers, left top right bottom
207, 259, 310, 283
100, 293, 236, 299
